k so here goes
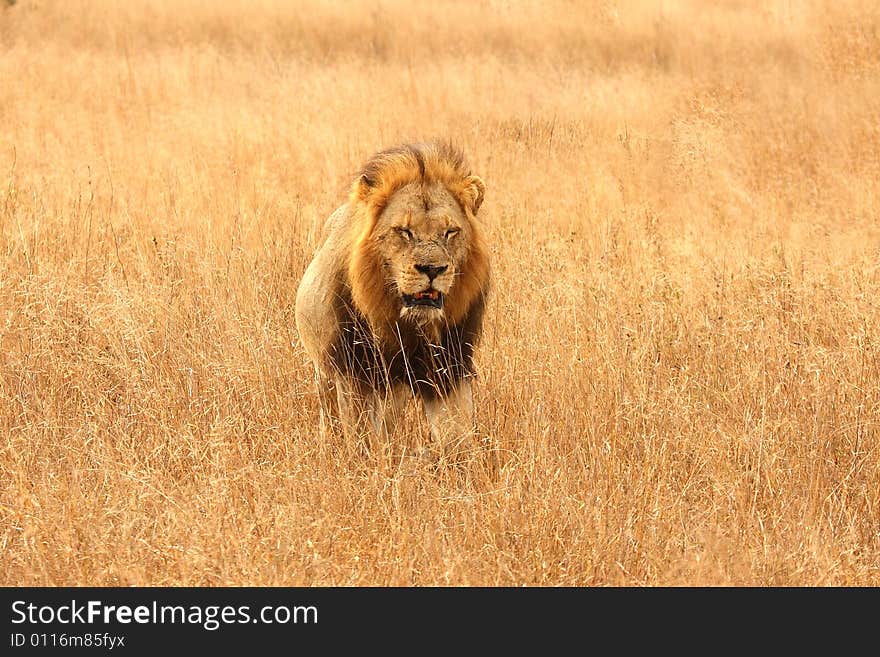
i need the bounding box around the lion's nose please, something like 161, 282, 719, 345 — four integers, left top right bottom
415, 264, 448, 280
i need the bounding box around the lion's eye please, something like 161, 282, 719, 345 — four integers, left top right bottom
396, 228, 413, 240
445, 228, 460, 240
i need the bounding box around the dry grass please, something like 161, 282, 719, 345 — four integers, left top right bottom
2, 0, 879, 586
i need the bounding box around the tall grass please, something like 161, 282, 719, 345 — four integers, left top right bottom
1, 0, 879, 585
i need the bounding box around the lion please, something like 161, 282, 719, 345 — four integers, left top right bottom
294, 142, 489, 458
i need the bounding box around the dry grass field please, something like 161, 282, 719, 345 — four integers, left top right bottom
2, 0, 879, 586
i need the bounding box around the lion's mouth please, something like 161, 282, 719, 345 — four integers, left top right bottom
402, 289, 443, 309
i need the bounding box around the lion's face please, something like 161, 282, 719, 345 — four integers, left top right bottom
370, 182, 473, 324
346, 143, 488, 334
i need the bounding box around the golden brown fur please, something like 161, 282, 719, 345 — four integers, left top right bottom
348, 142, 488, 332
295, 142, 490, 453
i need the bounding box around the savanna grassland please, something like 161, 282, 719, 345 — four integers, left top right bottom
1, 0, 879, 585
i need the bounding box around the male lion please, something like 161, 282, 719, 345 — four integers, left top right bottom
295, 142, 489, 457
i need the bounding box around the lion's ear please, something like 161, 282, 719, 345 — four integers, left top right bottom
460, 175, 485, 216
353, 173, 375, 203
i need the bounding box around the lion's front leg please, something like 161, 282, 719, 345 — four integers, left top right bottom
315, 366, 342, 439
335, 377, 408, 453
421, 380, 476, 461
363, 384, 409, 445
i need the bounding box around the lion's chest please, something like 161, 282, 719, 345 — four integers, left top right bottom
329, 315, 474, 400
